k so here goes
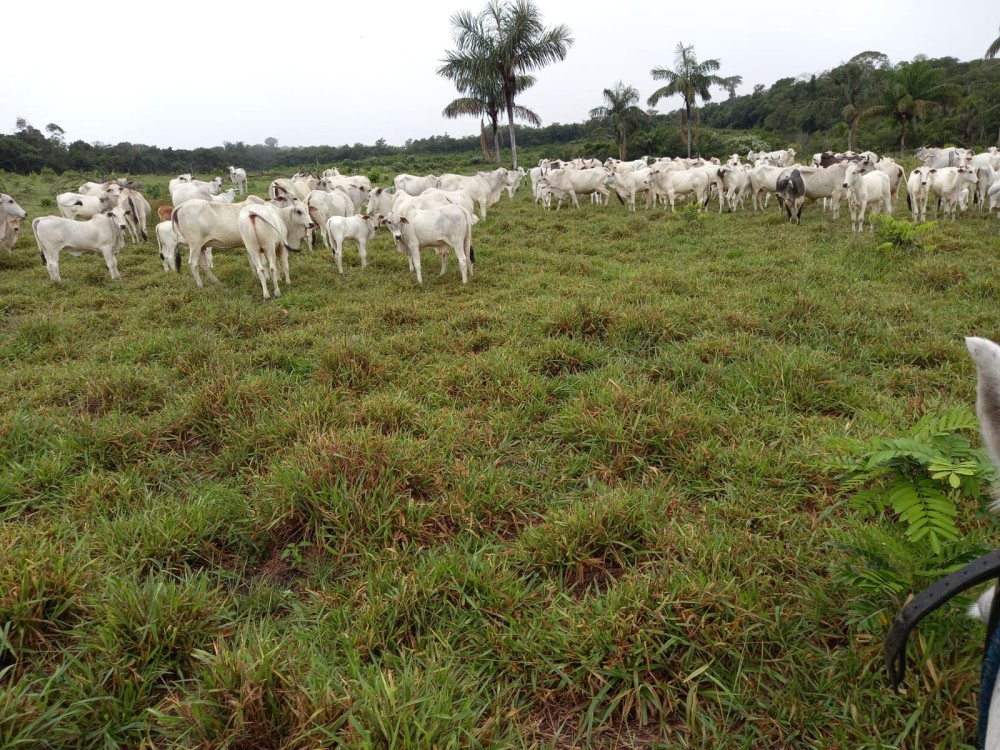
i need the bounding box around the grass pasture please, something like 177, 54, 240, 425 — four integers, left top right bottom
2, 169, 1000, 748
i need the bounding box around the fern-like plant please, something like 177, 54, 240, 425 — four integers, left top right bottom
873, 213, 935, 252
825, 407, 997, 628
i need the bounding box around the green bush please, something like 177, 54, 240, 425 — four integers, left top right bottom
825, 408, 997, 629
873, 214, 935, 252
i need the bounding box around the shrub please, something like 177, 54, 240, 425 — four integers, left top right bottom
825, 407, 997, 629
873, 214, 935, 252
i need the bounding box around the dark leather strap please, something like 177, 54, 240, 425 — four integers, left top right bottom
885, 548, 1000, 687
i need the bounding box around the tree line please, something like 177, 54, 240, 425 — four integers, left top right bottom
1, 50, 998, 177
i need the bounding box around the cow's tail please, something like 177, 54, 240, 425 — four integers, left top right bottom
32, 217, 46, 266
906, 191, 912, 212
171, 206, 184, 268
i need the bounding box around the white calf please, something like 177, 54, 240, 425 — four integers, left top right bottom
229, 166, 248, 195
32, 209, 129, 281
906, 167, 932, 222
844, 163, 892, 232
155, 220, 189, 272
325, 214, 377, 274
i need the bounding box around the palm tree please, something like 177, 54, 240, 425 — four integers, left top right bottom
830, 51, 888, 151
439, 0, 573, 170
589, 82, 648, 160
859, 60, 962, 154
986, 26, 1000, 59
648, 42, 725, 158
439, 40, 540, 166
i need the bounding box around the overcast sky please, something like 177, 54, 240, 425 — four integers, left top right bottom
6, 1, 998, 150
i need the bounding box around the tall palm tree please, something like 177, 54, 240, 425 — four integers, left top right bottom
589, 82, 648, 160
986, 26, 1000, 59
859, 60, 962, 154
648, 42, 725, 158
441, 64, 540, 166
830, 51, 888, 151
439, 0, 573, 170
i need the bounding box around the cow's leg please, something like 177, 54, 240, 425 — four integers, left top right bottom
439, 248, 448, 276
357, 238, 367, 269
247, 251, 270, 300
333, 239, 344, 275
454, 243, 468, 284
199, 249, 220, 284
270, 251, 283, 299
40, 246, 60, 281
280, 246, 290, 285
570, 191, 580, 209
189, 246, 205, 287
102, 247, 122, 280
411, 246, 423, 285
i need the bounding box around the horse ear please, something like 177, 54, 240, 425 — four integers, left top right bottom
967, 337, 1000, 472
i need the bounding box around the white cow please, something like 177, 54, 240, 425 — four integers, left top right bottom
750, 148, 796, 167
718, 165, 751, 211
915, 146, 974, 169
172, 198, 291, 288
32, 208, 129, 281
747, 164, 788, 210
325, 214, 377, 274
503, 166, 526, 199
648, 168, 711, 212
56, 192, 110, 220
528, 167, 544, 203
366, 187, 474, 222
844, 163, 892, 232
170, 175, 222, 196
927, 167, 979, 220
155, 220, 188, 272
1, 193, 27, 224
394, 174, 440, 196
315, 180, 369, 214
537, 167, 610, 210
380, 205, 475, 285
605, 168, 652, 212
789, 162, 852, 219
228, 166, 248, 195
78, 181, 125, 207
117, 188, 150, 243
237, 201, 315, 299
434, 173, 494, 218
170, 182, 214, 207
210, 188, 238, 203
307, 189, 353, 250
964, 336, 1000, 750
906, 166, 933, 222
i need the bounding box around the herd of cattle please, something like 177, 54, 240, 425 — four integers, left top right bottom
0, 144, 998, 298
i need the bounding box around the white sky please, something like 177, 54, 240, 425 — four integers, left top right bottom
5, 1, 998, 150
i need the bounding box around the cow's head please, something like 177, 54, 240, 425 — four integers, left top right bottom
0, 193, 27, 219
381, 212, 409, 245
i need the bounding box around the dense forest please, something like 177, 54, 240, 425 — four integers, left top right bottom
1, 52, 997, 177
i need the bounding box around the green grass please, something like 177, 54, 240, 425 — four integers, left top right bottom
1, 168, 1000, 747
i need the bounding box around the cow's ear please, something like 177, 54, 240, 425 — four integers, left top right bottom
400, 217, 410, 224
929, 168, 937, 173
